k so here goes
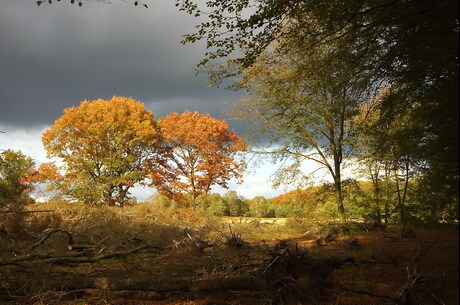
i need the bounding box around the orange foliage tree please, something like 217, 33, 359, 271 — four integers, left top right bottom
151, 111, 245, 206
39, 96, 166, 206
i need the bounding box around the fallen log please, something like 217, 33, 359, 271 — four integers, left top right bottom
0, 210, 54, 214
0, 244, 161, 266
64, 275, 268, 292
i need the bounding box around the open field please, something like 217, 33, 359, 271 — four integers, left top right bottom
221, 216, 287, 224
0, 204, 458, 305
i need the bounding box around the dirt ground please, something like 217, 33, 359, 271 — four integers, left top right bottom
1, 225, 458, 305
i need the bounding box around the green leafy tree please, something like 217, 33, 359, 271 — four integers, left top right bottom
0, 150, 36, 208
199, 193, 229, 216
179, 0, 457, 85
181, 0, 459, 221
223, 191, 248, 217
233, 41, 375, 223
246, 196, 270, 218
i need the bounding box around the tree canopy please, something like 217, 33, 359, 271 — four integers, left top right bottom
152, 111, 245, 206
179, 0, 459, 222
38, 96, 165, 206
233, 37, 378, 223
0, 150, 36, 208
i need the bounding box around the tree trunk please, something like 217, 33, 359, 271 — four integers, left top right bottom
373, 178, 382, 224
383, 163, 391, 225
395, 173, 404, 225
334, 177, 347, 224
332, 150, 347, 224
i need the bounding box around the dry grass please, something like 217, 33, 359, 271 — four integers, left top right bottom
0, 201, 457, 305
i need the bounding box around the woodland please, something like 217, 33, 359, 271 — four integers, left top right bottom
0, 0, 458, 304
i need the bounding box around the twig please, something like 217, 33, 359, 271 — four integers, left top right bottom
334, 291, 345, 305
262, 248, 289, 276
0, 244, 161, 266
337, 281, 397, 301
394, 239, 424, 303
425, 290, 446, 305
29, 229, 73, 251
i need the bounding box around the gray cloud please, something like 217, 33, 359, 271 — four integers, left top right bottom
0, 0, 247, 133
0, 1, 292, 200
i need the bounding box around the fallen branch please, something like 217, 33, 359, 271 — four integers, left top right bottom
30, 229, 73, 251
0, 251, 86, 266
0, 210, 54, 214
64, 274, 268, 292
425, 290, 446, 305
0, 244, 161, 266
337, 281, 398, 302
262, 248, 289, 276
393, 239, 424, 304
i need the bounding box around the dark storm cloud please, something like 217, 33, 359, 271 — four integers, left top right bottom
0, 0, 246, 133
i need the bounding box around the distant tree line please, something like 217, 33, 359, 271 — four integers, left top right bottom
145, 177, 458, 224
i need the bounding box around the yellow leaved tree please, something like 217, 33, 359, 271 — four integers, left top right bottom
38, 96, 166, 206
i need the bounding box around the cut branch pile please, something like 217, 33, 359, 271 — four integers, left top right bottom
219, 224, 246, 248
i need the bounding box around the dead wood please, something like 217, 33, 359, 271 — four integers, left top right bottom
29, 229, 73, 251
336, 281, 398, 302
425, 290, 446, 305
0, 244, 161, 266
63, 275, 268, 292
342, 237, 360, 251
337, 239, 427, 305
172, 233, 213, 251
262, 241, 314, 304
393, 239, 424, 304
0, 251, 86, 266
217, 224, 246, 248
316, 227, 341, 246
0, 210, 54, 214
351, 221, 370, 233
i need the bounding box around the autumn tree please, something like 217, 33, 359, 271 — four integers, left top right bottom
0, 149, 36, 208
39, 96, 165, 206
152, 111, 245, 206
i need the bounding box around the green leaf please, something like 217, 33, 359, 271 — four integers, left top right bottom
37, 1, 42, 6
78, 1, 82, 7
134, 1, 138, 6
70, 0, 75, 3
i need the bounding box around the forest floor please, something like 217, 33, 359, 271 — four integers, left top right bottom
0, 208, 458, 305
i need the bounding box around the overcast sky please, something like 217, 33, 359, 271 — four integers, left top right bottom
0, 0, 330, 200
0, 0, 240, 126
